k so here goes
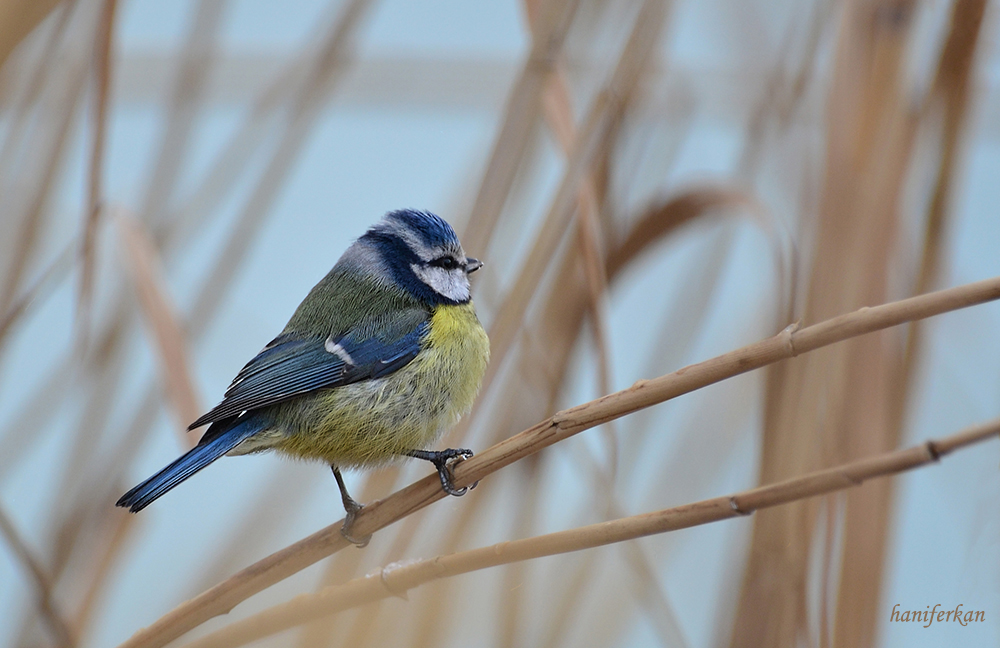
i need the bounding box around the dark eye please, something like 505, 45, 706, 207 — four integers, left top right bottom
431, 256, 459, 270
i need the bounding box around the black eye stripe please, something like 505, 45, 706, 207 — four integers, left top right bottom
430, 256, 459, 270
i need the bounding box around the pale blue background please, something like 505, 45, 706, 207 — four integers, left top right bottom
0, 1, 997, 646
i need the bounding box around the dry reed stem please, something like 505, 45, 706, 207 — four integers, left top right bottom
490, 1, 621, 640
155, 189, 834, 648
292, 471, 406, 647
61, 2, 373, 519
548, 69, 620, 477
153, 0, 340, 251
157, 2, 352, 245
525, 1, 678, 636
55, 0, 374, 492
148, 1, 362, 252
191, 465, 316, 598
181, 417, 1000, 648
0, 1, 70, 194
0, 503, 75, 647
605, 189, 759, 278
55, 102, 331, 629
0, 6, 75, 365
460, 0, 580, 254
0, 243, 74, 353
840, 5, 985, 645
76, 0, 117, 352
537, 552, 598, 648
69, 499, 135, 641
402, 192, 713, 646
497, 457, 543, 648
86, 3, 374, 622
113, 209, 201, 440
95, 0, 375, 476
162, 53, 297, 250
3, 7, 366, 624
736, 0, 829, 179
523, 188, 755, 437
366, 478, 499, 648
0, 5, 90, 316
385, 460, 497, 648
528, 228, 741, 648
829, 4, 955, 645
897, 0, 985, 400
115, 275, 1000, 648
818, 493, 837, 648
423, 12, 672, 576
565, 441, 690, 647
51, 337, 127, 530
475, 0, 668, 408
38, 342, 153, 646
137, 0, 224, 230
0, 353, 75, 478
617, 534, 689, 648
186, 0, 372, 335
733, 3, 921, 644
0, 0, 61, 69
330, 507, 427, 646
72, 6, 377, 616
15, 307, 131, 647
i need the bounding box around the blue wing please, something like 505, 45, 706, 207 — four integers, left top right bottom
189, 319, 429, 429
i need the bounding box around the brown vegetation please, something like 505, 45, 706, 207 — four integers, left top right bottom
0, 1, 996, 647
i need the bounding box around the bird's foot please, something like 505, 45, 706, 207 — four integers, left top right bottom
339, 497, 371, 548
332, 466, 371, 547
406, 448, 479, 496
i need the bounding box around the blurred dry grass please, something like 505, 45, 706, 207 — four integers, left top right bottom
0, 1, 997, 647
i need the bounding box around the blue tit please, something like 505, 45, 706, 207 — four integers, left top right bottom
117, 209, 490, 544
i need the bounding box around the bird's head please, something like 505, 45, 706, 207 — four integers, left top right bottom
351, 209, 482, 305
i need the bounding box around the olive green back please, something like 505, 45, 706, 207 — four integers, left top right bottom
283, 266, 431, 345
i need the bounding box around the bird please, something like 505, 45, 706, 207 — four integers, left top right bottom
117, 209, 490, 545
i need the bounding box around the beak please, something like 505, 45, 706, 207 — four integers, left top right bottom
465, 257, 483, 273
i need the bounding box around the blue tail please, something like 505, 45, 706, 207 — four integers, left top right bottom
116, 416, 265, 513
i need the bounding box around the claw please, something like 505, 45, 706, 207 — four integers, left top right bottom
340, 499, 371, 548
406, 448, 478, 497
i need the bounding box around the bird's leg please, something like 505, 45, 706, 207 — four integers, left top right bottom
405, 448, 478, 496
332, 466, 371, 547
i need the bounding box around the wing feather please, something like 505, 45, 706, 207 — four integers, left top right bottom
189, 316, 429, 429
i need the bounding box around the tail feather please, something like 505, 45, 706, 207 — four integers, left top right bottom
116, 417, 264, 513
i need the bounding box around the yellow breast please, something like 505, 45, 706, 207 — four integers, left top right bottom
423, 301, 491, 418
269, 301, 490, 467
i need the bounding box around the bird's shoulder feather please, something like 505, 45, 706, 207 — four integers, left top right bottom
188, 272, 432, 429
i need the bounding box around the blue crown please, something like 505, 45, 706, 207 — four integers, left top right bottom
384, 209, 458, 249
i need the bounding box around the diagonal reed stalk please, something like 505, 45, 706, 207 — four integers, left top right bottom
460, 0, 581, 255
0, 7, 378, 645
112, 208, 202, 431
0, 0, 93, 318
136, 0, 225, 232
76, 0, 117, 353
115, 275, 1000, 648
474, 0, 669, 409
494, 0, 681, 642
179, 416, 1000, 648
0, 503, 75, 647
731, 3, 926, 645
0, 0, 62, 69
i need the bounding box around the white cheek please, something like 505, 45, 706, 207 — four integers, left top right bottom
411, 264, 470, 302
